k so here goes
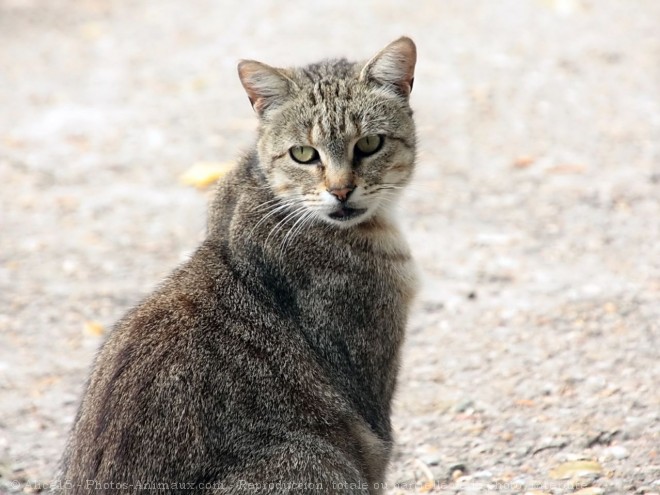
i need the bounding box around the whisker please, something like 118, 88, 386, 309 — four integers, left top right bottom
276, 210, 308, 256
253, 194, 307, 212
373, 190, 402, 214
253, 197, 286, 212
264, 205, 305, 247
279, 209, 317, 261
248, 200, 302, 240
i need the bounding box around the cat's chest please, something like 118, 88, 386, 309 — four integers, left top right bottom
293, 236, 417, 329
248, 220, 417, 329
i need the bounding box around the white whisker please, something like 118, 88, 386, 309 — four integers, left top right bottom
264, 204, 305, 248
279, 209, 316, 260
248, 199, 303, 241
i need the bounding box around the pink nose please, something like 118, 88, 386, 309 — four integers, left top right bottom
328, 186, 355, 202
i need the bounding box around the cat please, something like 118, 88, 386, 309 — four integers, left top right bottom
57, 36, 418, 494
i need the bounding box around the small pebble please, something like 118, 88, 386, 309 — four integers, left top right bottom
603, 445, 629, 460
511, 476, 528, 487
454, 474, 473, 484
417, 445, 441, 466
451, 469, 465, 481
454, 399, 474, 413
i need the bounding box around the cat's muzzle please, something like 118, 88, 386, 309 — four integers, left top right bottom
328, 206, 368, 221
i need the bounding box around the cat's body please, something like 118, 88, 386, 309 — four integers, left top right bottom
58, 38, 418, 494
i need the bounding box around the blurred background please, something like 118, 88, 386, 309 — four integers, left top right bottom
1, 0, 658, 493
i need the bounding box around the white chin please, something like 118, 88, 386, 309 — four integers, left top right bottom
320, 207, 376, 228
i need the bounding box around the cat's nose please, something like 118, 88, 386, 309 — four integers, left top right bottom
327, 185, 355, 203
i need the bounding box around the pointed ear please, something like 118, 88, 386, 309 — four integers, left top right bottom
360, 37, 417, 98
237, 60, 294, 116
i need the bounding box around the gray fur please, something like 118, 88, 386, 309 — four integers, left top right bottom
57, 37, 418, 494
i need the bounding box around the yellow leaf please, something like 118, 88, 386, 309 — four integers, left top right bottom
180, 162, 234, 188
83, 321, 105, 337
549, 460, 602, 480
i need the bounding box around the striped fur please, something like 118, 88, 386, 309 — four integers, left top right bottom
58, 37, 418, 494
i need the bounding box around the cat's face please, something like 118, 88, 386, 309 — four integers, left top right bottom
239, 37, 416, 228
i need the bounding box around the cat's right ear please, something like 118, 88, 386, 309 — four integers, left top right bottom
360, 37, 417, 99
238, 60, 294, 117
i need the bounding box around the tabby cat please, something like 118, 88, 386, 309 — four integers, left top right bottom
58, 36, 418, 494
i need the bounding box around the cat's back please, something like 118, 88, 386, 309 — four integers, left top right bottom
59, 242, 329, 486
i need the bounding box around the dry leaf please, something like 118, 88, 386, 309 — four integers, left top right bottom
180, 162, 234, 188
513, 156, 535, 168
83, 320, 105, 337
549, 460, 602, 480
603, 302, 617, 314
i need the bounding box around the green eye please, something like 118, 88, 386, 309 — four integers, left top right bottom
289, 146, 319, 164
355, 135, 383, 157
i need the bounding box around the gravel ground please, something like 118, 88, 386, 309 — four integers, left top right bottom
1, 0, 659, 494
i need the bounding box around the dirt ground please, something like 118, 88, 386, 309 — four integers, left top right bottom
1, 0, 658, 493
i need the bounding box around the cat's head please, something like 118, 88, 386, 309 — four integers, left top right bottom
238, 37, 416, 228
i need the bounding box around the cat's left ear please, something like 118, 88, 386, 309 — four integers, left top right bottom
360, 36, 417, 98
238, 60, 295, 116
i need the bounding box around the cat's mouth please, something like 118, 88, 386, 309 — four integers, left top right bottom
328, 206, 368, 221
